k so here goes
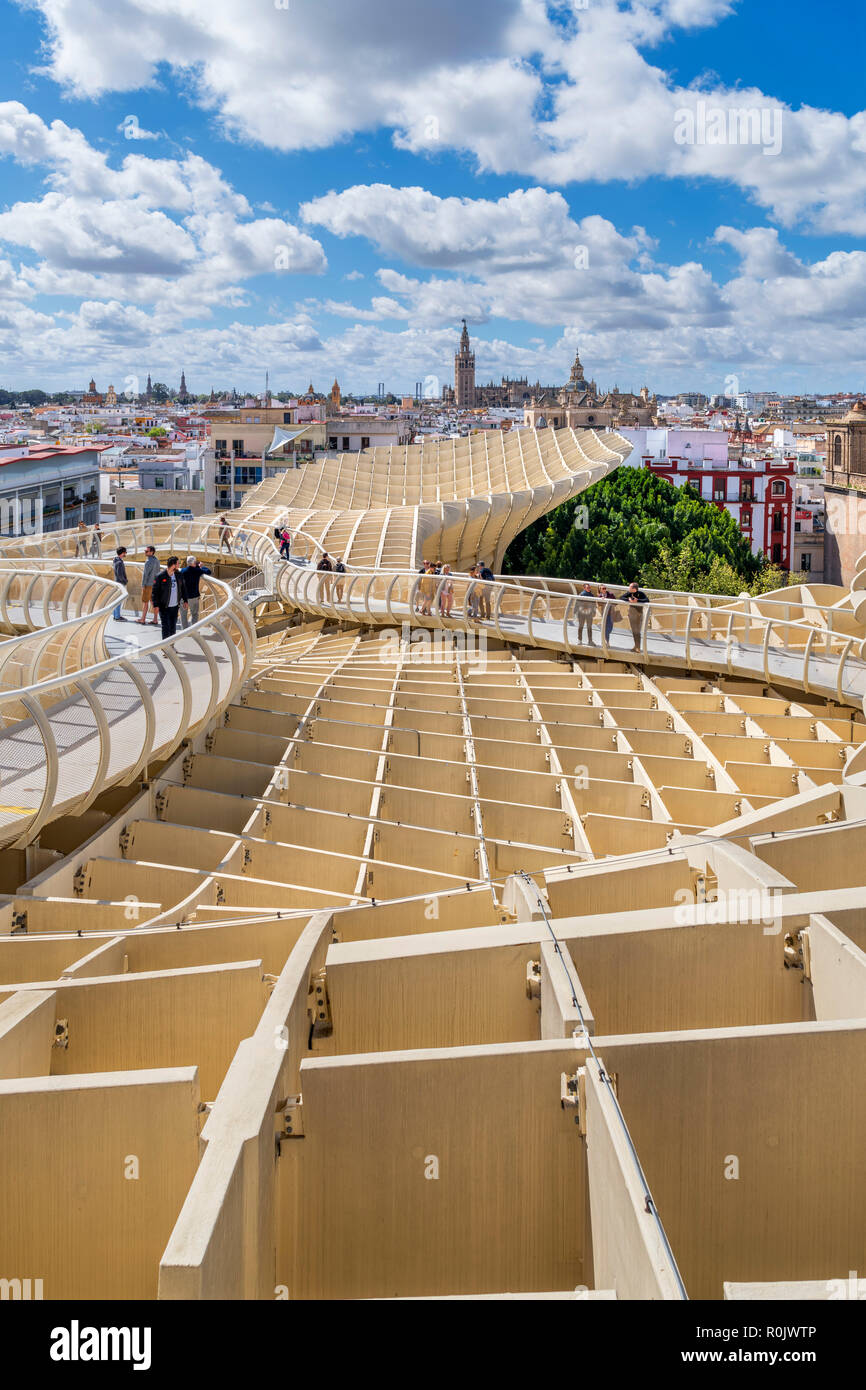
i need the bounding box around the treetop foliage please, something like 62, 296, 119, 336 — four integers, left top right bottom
503, 466, 798, 596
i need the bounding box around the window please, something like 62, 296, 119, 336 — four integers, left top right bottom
772, 512, 783, 532
772, 543, 782, 563
234, 466, 262, 486
125, 507, 136, 520
740, 482, 753, 502
794, 521, 801, 532
741, 509, 751, 527
329, 437, 338, 450
215, 438, 227, 456
801, 553, 812, 572
361, 436, 370, 450
154, 477, 164, 488
283, 413, 293, 425
714, 483, 725, 501
231, 439, 244, 456
342, 437, 350, 451
834, 435, 842, 469
772, 480, 785, 496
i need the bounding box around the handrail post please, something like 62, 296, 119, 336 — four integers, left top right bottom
11, 693, 60, 847
762, 619, 773, 685
683, 605, 695, 668
526, 590, 539, 647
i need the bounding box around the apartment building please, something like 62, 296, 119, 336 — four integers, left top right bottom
648, 451, 798, 568
325, 415, 413, 453
0, 443, 102, 537
208, 405, 327, 510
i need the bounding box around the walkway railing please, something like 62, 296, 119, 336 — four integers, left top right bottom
0, 515, 864, 852
275, 564, 866, 710
0, 565, 119, 689
5, 517, 860, 651
0, 567, 256, 849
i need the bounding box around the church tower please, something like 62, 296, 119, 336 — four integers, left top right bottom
145, 374, 152, 403
823, 401, 866, 585
828, 401, 866, 486
179, 370, 188, 402
565, 348, 589, 394
330, 378, 341, 412
454, 320, 476, 409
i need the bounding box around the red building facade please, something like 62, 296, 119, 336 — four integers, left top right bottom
645, 453, 796, 569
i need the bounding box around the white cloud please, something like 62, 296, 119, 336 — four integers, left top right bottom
0, 194, 197, 276
302, 186, 596, 271
15, 1, 866, 233
0, 103, 326, 311
323, 297, 406, 321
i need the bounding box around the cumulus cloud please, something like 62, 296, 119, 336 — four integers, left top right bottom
0, 103, 326, 313
15, 0, 866, 233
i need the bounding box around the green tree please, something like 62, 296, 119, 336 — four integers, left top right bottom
147, 426, 168, 437
150, 381, 169, 403
503, 467, 796, 596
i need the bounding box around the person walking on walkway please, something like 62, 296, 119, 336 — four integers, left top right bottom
418, 562, 436, 617
597, 584, 617, 645
317, 551, 333, 602
279, 526, 291, 560
626, 580, 650, 652
137, 545, 160, 624
90, 526, 102, 558
180, 555, 211, 627
576, 582, 596, 645
218, 516, 233, 554
478, 562, 495, 621
75, 521, 88, 557
334, 557, 346, 603
466, 564, 481, 621
152, 556, 189, 639
439, 565, 454, 618
112, 546, 129, 622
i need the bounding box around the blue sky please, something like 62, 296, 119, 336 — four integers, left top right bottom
0, 0, 863, 395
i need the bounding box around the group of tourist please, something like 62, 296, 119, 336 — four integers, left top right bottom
414, 561, 456, 618
414, 560, 496, 620
282, 537, 652, 652
75, 522, 103, 557
575, 580, 650, 651
112, 546, 212, 639
315, 552, 348, 602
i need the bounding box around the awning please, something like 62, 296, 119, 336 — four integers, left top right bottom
267, 426, 313, 455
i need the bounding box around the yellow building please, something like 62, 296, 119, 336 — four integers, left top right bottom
207, 405, 327, 510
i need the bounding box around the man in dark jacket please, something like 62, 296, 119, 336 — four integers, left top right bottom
316, 551, 333, 601
151, 555, 189, 639
180, 555, 212, 627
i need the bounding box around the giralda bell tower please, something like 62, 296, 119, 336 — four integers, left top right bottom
454, 319, 476, 409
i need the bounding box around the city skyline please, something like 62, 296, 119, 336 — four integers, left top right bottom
0, 1, 863, 394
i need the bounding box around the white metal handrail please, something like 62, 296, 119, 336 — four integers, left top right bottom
0, 570, 256, 849
273, 563, 866, 712
2, 514, 860, 635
